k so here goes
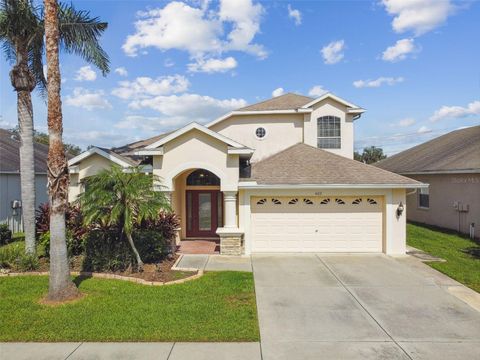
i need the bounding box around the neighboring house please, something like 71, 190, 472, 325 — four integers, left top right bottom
376, 125, 480, 238
68, 93, 424, 255
0, 128, 49, 233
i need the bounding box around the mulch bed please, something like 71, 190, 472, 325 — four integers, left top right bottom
5, 254, 196, 283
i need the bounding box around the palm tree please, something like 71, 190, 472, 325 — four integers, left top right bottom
44, 0, 76, 301
0, 0, 109, 255
78, 167, 171, 271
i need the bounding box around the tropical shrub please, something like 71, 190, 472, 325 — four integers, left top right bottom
0, 242, 39, 271
78, 166, 171, 270
82, 228, 166, 272
0, 224, 12, 245
38, 231, 86, 258
36, 203, 88, 240
141, 212, 180, 242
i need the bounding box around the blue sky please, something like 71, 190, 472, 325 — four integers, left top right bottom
1, 0, 479, 155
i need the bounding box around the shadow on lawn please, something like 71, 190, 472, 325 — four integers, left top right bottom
462, 247, 480, 260
73, 273, 92, 287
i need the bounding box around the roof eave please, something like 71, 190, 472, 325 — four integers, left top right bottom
206, 109, 312, 128
238, 182, 427, 189
145, 122, 247, 149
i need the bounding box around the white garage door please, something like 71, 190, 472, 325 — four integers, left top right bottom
251, 196, 383, 253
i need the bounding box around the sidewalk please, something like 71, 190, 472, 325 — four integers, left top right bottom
173, 254, 252, 272
0, 342, 261, 360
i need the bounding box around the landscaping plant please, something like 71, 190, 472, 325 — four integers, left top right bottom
0, 0, 109, 255
78, 166, 171, 271
0, 224, 12, 245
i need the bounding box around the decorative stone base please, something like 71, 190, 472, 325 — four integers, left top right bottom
216, 228, 244, 256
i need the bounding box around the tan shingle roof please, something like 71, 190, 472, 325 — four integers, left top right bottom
238, 93, 313, 111
112, 132, 172, 156
247, 143, 421, 186
375, 125, 480, 174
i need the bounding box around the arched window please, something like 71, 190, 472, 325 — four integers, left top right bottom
186, 169, 220, 186
317, 116, 341, 149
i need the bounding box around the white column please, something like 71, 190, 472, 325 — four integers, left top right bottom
223, 191, 237, 228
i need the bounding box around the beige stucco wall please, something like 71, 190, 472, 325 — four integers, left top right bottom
303, 98, 355, 159
239, 187, 407, 255
153, 128, 240, 192
406, 173, 480, 236
68, 154, 116, 201
210, 114, 304, 163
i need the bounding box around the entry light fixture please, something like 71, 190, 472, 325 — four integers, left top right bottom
396, 202, 404, 217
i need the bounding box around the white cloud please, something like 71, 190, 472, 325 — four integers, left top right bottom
417, 126, 431, 134
353, 76, 404, 88
164, 59, 175, 67
430, 100, 480, 122
115, 115, 189, 132
74, 66, 97, 81
65, 88, 112, 110
114, 67, 128, 77
188, 57, 237, 73
382, 38, 417, 62
382, 0, 454, 36
111, 75, 190, 100
128, 93, 247, 128
308, 85, 328, 97
321, 40, 345, 65
122, 0, 266, 61
288, 4, 302, 25
397, 118, 416, 127
272, 87, 285, 97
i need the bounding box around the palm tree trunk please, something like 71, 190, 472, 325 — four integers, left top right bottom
10, 45, 37, 255
126, 232, 144, 271
44, 0, 78, 301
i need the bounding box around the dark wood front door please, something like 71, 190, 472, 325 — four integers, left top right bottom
186, 190, 222, 238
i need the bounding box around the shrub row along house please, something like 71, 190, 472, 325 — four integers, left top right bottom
376, 125, 480, 239
68, 93, 425, 255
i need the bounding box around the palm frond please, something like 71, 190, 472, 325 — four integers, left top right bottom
58, 2, 109, 75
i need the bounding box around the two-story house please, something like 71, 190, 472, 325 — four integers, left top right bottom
68, 93, 424, 255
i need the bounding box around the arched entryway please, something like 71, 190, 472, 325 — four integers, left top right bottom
185, 169, 223, 238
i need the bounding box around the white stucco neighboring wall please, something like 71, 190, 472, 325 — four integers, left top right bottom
303, 98, 355, 159
210, 114, 304, 163
153, 128, 240, 192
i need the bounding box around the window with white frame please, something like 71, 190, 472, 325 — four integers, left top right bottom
418, 187, 429, 209
317, 116, 341, 149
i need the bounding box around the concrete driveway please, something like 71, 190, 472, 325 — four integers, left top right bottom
252, 254, 480, 360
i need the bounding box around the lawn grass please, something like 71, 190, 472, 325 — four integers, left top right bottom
407, 223, 480, 293
0, 272, 259, 342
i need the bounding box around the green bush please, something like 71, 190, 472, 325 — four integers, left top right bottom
0, 224, 12, 245
82, 228, 166, 272
38, 230, 86, 258
0, 242, 39, 271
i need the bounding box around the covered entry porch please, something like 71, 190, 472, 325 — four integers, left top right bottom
170, 168, 242, 255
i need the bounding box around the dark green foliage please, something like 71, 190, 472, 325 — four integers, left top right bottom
141, 212, 180, 243
78, 166, 171, 267
0, 241, 39, 271
354, 146, 387, 164
0, 0, 110, 95
38, 230, 86, 258
9, 126, 82, 155
82, 228, 166, 272
35, 203, 88, 257
0, 224, 12, 245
